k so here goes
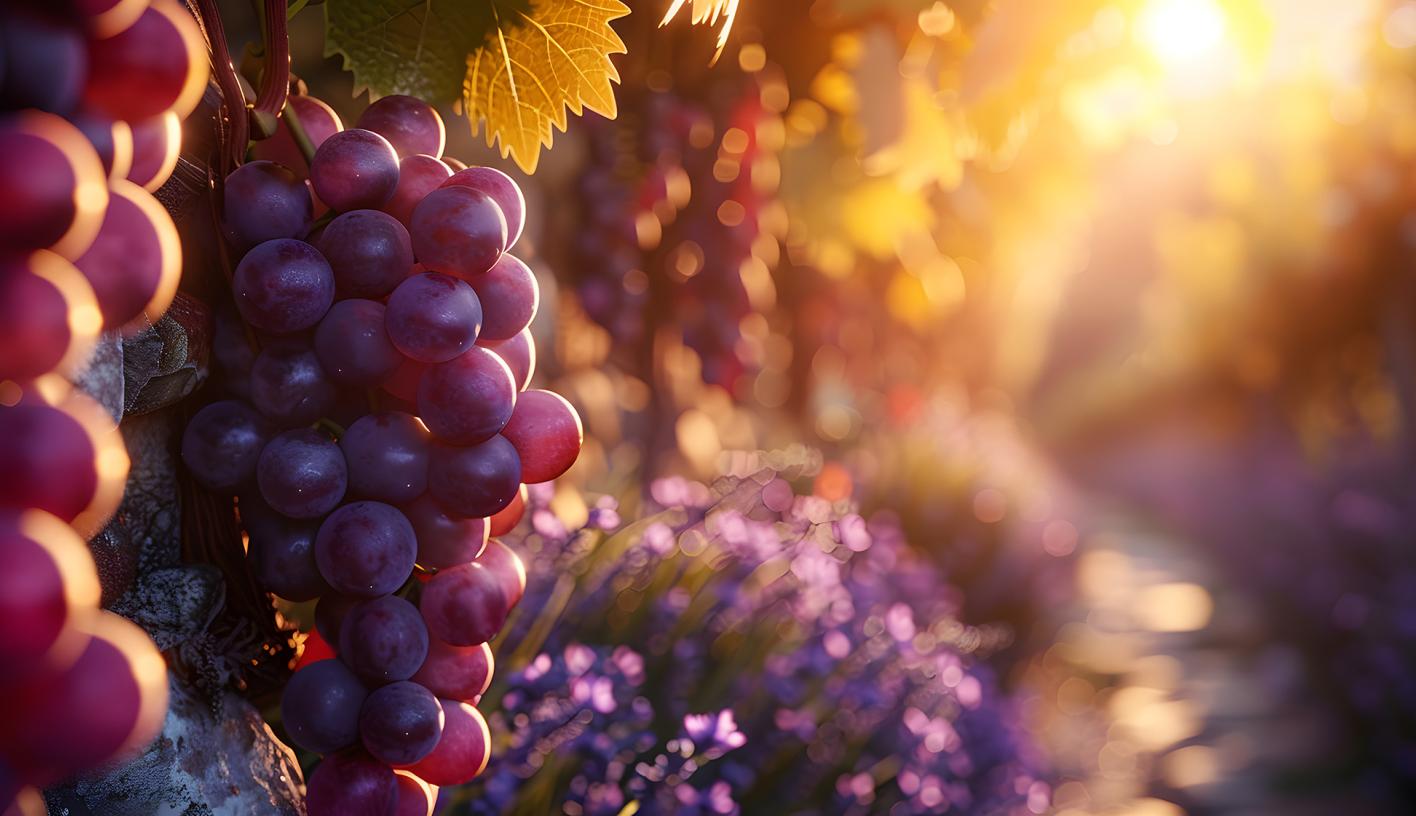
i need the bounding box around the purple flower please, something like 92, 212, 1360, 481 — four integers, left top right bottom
682, 710, 747, 756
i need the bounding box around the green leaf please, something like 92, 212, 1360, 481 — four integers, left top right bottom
323, 0, 504, 105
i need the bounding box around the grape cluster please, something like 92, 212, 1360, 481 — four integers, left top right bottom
0, 0, 206, 805
179, 92, 582, 815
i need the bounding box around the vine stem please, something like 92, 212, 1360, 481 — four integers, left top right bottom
250, 0, 291, 139
191, 0, 248, 171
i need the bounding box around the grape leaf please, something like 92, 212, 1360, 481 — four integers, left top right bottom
323, 0, 494, 104
464, 0, 629, 173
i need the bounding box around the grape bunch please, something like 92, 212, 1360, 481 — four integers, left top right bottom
180, 92, 583, 815
0, 0, 206, 806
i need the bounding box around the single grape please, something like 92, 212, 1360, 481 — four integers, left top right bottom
418, 562, 509, 647
315, 299, 403, 386
246, 511, 330, 602
338, 595, 429, 685
249, 345, 337, 428
318, 209, 413, 298
0, 612, 167, 786
501, 390, 583, 484
0, 111, 108, 257
411, 638, 493, 702
310, 128, 400, 212
487, 484, 528, 537
77, 0, 148, 39
315, 593, 361, 647
73, 179, 181, 330
314, 501, 417, 597
181, 400, 268, 491
400, 700, 489, 786
382, 154, 452, 228
381, 355, 429, 403
402, 493, 487, 570
0, 394, 128, 537
340, 412, 430, 504
232, 239, 335, 334
0, 10, 86, 114
475, 539, 526, 610
82, 0, 207, 122
280, 658, 368, 754
223, 160, 314, 250
427, 436, 521, 519
305, 750, 396, 816
465, 253, 539, 341
408, 185, 506, 279
359, 680, 443, 765
393, 771, 437, 816
356, 94, 445, 159
257, 428, 347, 519
125, 112, 179, 192
68, 112, 133, 179
442, 166, 526, 248
417, 346, 516, 445
252, 95, 343, 177
0, 250, 102, 382
384, 272, 483, 364
479, 327, 536, 391
0, 510, 101, 681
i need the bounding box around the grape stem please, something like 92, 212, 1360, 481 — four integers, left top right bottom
250, 0, 291, 139
281, 102, 319, 168
314, 417, 346, 439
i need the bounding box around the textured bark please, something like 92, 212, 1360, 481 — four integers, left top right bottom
44, 304, 306, 815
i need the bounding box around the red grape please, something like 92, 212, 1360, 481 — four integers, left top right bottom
0, 510, 100, 681
499, 390, 583, 484
409, 185, 506, 279
418, 562, 509, 647
417, 346, 516, 445
487, 484, 528, 536
398, 700, 489, 786
315, 299, 404, 387
382, 154, 452, 228
359, 680, 443, 765
465, 253, 539, 341
125, 112, 179, 192
393, 771, 436, 816
441, 166, 526, 248
252, 95, 343, 177
305, 750, 396, 816
257, 429, 348, 519
480, 328, 536, 391
82, 0, 207, 122
319, 209, 413, 299
356, 95, 445, 159
0, 250, 102, 382
340, 412, 431, 504
385, 272, 483, 364
403, 493, 488, 570
0, 111, 107, 258
232, 239, 335, 334
73, 179, 181, 331
411, 639, 493, 702
310, 129, 400, 212
338, 595, 429, 685
180, 400, 269, 492
249, 345, 338, 428
475, 539, 526, 610
0, 393, 128, 537
223, 160, 314, 250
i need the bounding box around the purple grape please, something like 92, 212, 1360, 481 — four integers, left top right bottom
393, 773, 436, 816
358, 680, 443, 765
480, 327, 535, 391
314, 501, 417, 597
0, 10, 86, 115
66, 112, 126, 177
305, 750, 396, 816
384, 272, 482, 363
257, 429, 347, 519
280, 659, 368, 754
408, 186, 506, 280
315, 593, 361, 646
181, 400, 268, 491
310, 128, 400, 213
246, 514, 329, 602
340, 412, 430, 504
314, 299, 403, 386
419, 562, 509, 647
442, 166, 525, 248
402, 493, 487, 570
232, 239, 335, 334
466, 253, 538, 341
223, 160, 313, 250
427, 436, 521, 519
318, 209, 413, 299
249, 345, 337, 427
338, 595, 429, 685
355, 94, 445, 159
417, 346, 516, 445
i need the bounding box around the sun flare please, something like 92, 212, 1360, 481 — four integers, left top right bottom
1137, 0, 1228, 66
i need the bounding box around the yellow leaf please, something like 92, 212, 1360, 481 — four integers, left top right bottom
464, 0, 629, 174
659, 0, 742, 58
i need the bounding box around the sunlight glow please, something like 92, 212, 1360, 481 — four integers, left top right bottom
1138, 0, 1227, 66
